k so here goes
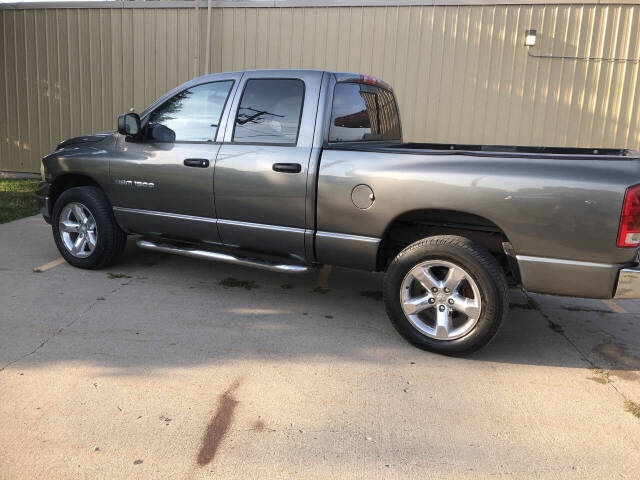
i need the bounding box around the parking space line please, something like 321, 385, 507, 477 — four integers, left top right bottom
316, 265, 332, 290
33, 257, 66, 273
601, 299, 628, 314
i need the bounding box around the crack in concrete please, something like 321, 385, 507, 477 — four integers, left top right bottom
521, 290, 627, 399
0, 279, 132, 373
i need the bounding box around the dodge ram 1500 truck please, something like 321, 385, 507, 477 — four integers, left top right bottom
36, 69, 640, 355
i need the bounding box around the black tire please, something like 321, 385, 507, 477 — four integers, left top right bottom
383, 235, 508, 355
52, 186, 127, 269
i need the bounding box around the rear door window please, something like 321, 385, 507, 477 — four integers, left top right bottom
233, 79, 305, 145
329, 83, 401, 142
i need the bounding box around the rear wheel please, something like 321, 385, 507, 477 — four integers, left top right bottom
52, 186, 127, 269
383, 235, 508, 355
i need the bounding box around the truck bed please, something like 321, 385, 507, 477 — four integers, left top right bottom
328, 142, 638, 160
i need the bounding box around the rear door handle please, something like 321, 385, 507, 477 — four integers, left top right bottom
184, 158, 209, 168
272, 163, 301, 173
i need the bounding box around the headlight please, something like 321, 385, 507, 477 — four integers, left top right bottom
40, 161, 46, 181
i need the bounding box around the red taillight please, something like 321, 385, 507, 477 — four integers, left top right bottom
359, 74, 378, 85
617, 184, 640, 247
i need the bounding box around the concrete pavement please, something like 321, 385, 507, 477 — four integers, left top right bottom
1, 215, 639, 479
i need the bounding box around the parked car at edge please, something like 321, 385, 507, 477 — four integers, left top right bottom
36, 69, 640, 354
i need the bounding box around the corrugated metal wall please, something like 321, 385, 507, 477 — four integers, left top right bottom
2, 3, 640, 172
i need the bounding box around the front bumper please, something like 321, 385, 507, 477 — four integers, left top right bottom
614, 267, 640, 299
35, 181, 51, 224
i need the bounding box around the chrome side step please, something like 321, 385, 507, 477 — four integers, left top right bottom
136, 238, 310, 273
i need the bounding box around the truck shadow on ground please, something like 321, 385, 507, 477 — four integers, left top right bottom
7, 239, 640, 376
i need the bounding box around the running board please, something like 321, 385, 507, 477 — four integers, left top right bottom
136, 239, 310, 273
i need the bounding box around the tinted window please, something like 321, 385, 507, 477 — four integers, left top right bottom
329, 83, 401, 142
147, 80, 233, 142
233, 79, 304, 145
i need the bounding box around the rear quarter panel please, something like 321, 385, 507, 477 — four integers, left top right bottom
316, 149, 640, 296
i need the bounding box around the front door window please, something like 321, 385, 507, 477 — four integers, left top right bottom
147, 80, 234, 142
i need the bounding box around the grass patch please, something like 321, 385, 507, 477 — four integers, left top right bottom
220, 277, 259, 290
0, 178, 39, 223
624, 400, 640, 419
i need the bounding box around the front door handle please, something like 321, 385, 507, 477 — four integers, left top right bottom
272, 163, 301, 173
184, 158, 209, 168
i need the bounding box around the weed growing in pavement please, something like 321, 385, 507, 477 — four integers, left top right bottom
590, 368, 611, 384
107, 272, 132, 279
624, 400, 640, 419
361, 291, 383, 301
220, 277, 259, 290
564, 306, 613, 314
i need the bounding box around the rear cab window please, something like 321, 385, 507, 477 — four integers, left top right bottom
329, 83, 401, 142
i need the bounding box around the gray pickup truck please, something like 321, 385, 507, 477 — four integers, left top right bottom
37, 69, 640, 354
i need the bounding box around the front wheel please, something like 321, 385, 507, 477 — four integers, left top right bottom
383, 235, 509, 355
52, 186, 127, 269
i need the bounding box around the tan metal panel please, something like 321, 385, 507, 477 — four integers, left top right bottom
176, 9, 190, 84
312, 7, 328, 69
4, 10, 18, 171
110, 8, 122, 117
121, 8, 134, 112
15, 10, 29, 170
581, 5, 604, 146
131, 8, 144, 110
24, 11, 39, 167
439, 6, 460, 141
497, 6, 520, 144
254, 7, 269, 69
289, 8, 302, 67
55, 9, 69, 144
622, 8, 640, 148
34, 10, 51, 159
613, 6, 638, 147
47, 10, 61, 150
542, 5, 566, 145
568, 5, 592, 147
87, 10, 99, 132
0, 13, 7, 169
153, 9, 166, 98
101, 9, 113, 132
3, 4, 640, 173
279, 8, 293, 68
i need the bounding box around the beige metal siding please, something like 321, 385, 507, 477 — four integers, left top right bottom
2, 4, 640, 172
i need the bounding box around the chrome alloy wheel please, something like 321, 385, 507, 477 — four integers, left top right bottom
400, 260, 482, 340
58, 202, 98, 258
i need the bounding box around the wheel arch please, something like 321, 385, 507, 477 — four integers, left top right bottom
49, 173, 103, 216
376, 208, 521, 285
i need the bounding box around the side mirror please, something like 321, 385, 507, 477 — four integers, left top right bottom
148, 124, 176, 143
117, 112, 141, 136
